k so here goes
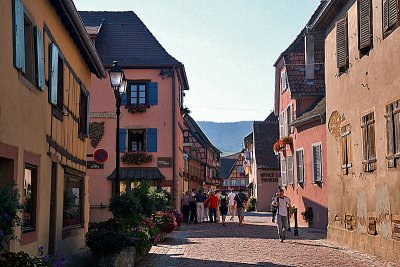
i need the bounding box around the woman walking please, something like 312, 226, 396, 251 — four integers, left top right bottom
219, 190, 228, 226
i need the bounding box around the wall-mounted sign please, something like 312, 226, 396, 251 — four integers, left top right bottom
89, 112, 117, 119
158, 157, 173, 168
93, 148, 109, 164
87, 161, 104, 169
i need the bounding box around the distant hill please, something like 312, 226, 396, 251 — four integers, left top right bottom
197, 121, 253, 154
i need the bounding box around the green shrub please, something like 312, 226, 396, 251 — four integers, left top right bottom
0, 184, 23, 250
246, 196, 256, 212
0, 251, 44, 267
149, 189, 171, 212
85, 219, 133, 256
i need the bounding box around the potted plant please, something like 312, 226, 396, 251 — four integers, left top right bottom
301, 207, 313, 225
125, 104, 150, 114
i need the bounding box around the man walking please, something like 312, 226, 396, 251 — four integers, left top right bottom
234, 188, 248, 226
272, 189, 291, 242
227, 188, 236, 221
208, 191, 219, 223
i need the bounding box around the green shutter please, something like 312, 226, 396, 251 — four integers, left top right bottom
13, 0, 25, 72
147, 128, 157, 152
49, 43, 58, 105
35, 26, 45, 91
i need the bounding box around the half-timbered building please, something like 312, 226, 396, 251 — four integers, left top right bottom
221, 152, 248, 194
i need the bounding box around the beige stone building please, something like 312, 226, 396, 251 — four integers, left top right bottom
0, 0, 105, 255
311, 0, 400, 262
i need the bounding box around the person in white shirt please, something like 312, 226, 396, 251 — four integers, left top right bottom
227, 188, 236, 221
271, 188, 291, 242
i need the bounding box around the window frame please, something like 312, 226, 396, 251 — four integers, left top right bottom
312, 143, 323, 183
23, 14, 36, 85
63, 174, 84, 229
22, 163, 37, 233
128, 129, 146, 152
382, 0, 400, 39
281, 69, 289, 93
336, 15, 349, 75
296, 148, 305, 185
386, 100, 400, 168
358, 0, 373, 55
128, 82, 148, 105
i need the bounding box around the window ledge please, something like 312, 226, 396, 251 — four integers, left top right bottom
52, 106, 64, 121
21, 230, 37, 246
18, 72, 37, 92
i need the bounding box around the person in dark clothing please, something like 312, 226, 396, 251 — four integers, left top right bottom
189, 188, 197, 223
182, 191, 191, 223
219, 190, 228, 226
271, 193, 279, 222
234, 188, 248, 226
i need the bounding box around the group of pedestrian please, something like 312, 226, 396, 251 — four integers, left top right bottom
182, 188, 248, 226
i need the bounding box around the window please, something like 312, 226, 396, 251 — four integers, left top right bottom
184, 136, 190, 143
56, 57, 64, 109
296, 149, 304, 184
63, 174, 83, 228
362, 112, 376, 172
23, 15, 35, 84
128, 130, 146, 152
12, 0, 44, 90
336, 16, 349, 74
383, 0, 399, 38
22, 164, 37, 232
281, 70, 289, 92
49, 43, 64, 119
341, 125, 353, 175
79, 87, 89, 137
386, 100, 400, 168
287, 156, 294, 185
312, 144, 323, 183
358, 0, 373, 55
129, 83, 146, 105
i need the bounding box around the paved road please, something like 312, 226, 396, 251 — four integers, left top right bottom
138, 212, 397, 267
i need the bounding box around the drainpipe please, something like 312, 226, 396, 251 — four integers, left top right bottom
172, 67, 178, 209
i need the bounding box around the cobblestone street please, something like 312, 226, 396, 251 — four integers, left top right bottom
138, 212, 397, 267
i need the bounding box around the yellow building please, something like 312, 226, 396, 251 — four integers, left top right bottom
0, 0, 105, 256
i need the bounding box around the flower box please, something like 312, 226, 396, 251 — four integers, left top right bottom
125, 104, 150, 114
121, 152, 153, 165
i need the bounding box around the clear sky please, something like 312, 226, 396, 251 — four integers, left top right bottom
74, 0, 321, 122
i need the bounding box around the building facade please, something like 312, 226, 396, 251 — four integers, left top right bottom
0, 0, 105, 255
80, 11, 189, 222
183, 114, 221, 193
312, 0, 400, 262
245, 113, 279, 212
273, 2, 328, 230
221, 152, 248, 194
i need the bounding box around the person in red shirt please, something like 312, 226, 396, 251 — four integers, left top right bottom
203, 193, 210, 222
208, 191, 219, 223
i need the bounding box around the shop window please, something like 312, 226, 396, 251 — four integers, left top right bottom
63, 175, 83, 228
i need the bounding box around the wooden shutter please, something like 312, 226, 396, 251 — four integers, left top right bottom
383, 0, 390, 30
368, 115, 376, 171
279, 113, 284, 138
296, 150, 304, 184
287, 105, 292, 134
358, 0, 372, 49
388, 0, 398, 28
146, 128, 158, 152
287, 156, 294, 185
394, 102, 400, 166
148, 82, 158, 105
35, 26, 45, 91
386, 104, 395, 167
86, 94, 90, 135
336, 17, 348, 68
313, 145, 322, 182
280, 158, 287, 186
49, 43, 58, 105
13, 0, 25, 72
119, 128, 127, 152
362, 116, 369, 172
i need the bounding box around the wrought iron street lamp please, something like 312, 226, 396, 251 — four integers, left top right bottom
109, 61, 126, 195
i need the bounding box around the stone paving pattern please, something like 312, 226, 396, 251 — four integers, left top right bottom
138, 212, 397, 267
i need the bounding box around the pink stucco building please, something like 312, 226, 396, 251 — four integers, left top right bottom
80, 11, 189, 222
273, 2, 328, 230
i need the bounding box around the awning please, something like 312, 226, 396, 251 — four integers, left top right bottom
107, 167, 166, 180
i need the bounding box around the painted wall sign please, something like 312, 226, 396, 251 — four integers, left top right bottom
89, 112, 117, 118
87, 161, 104, 169
158, 157, 173, 168
93, 148, 109, 164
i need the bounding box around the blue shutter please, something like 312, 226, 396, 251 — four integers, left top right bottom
86, 94, 90, 135
147, 128, 157, 152
148, 82, 158, 105
49, 43, 58, 105
35, 26, 45, 91
119, 128, 127, 152
13, 0, 25, 72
